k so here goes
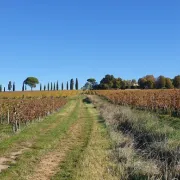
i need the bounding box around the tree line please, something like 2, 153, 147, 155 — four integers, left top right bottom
0, 77, 79, 92
82, 74, 180, 90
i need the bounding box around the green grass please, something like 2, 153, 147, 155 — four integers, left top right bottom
52, 105, 93, 180
158, 114, 180, 130
53, 100, 118, 180
0, 124, 13, 142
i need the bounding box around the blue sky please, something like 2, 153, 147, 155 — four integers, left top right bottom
0, 0, 179, 90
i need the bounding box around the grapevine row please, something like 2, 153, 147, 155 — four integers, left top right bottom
0, 97, 67, 131
89, 90, 180, 116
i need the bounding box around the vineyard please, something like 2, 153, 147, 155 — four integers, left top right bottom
88, 89, 180, 116
0, 97, 67, 132
0, 90, 80, 99
0, 95, 117, 180
0, 92, 180, 179
0, 90, 80, 132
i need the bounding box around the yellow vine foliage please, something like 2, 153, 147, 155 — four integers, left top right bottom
0, 90, 81, 99
88, 89, 180, 116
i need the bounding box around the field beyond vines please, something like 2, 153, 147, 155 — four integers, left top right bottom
0, 90, 80, 99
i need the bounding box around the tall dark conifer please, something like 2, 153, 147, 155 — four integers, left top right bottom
67, 81, 69, 90
13, 82, 15, 91
51, 82, 53, 91
8, 81, 12, 91
48, 83, 50, 91
75, 78, 78, 90
22, 83, 25, 91
56, 81, 59, 90
70, 79, 74, 90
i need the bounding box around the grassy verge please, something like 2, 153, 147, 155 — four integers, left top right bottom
88, 95, 180, 180
0, 124, 13, 142
73, 103, 119, 180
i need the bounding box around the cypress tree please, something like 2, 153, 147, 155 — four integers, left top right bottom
72, 79, 74, 90
4, 87, 5, 92
56, 81, 59, 90
51, 82, 53, 91
44, 85, 46, 91
67, 81, 69, 90
75, 78, 78, 90
62, 83, 64, 90
40, 84, 42, 91
22, 83, 25, 91
13, 82, 15, 91
48, 83, 50, 91
0, 85, 2, 92
70, 79, 74, 90
8, 81, 12, 91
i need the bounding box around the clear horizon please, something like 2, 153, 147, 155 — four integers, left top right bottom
0, 0, 179, 90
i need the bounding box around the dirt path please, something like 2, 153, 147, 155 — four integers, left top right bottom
28, 100, 85, 180
28, 114, 84, 180
0, 146, 31, 173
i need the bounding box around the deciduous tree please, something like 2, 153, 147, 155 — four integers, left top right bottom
156, 76, 166, 89
165, 78, 174, 89
173, 75, 180, 88
100, 75, 115, 89
138, 75, 155, 89
113, 78, 122, 89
